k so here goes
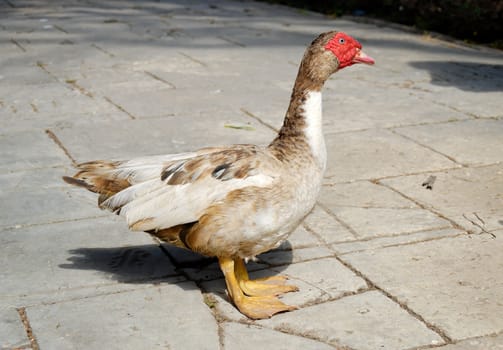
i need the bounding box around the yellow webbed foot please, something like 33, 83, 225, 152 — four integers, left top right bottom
240, 279, 299, 297
234, 295, 298, 319
218, 257, 298, 319
234, 258, 299, 297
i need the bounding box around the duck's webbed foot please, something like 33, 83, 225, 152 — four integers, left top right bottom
234, 258, 299, 297
218, 257, 298, 319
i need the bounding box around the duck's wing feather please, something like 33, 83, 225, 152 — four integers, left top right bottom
70, 145, 276, 232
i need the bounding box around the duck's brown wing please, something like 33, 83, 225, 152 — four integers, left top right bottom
64, 145, 277, 232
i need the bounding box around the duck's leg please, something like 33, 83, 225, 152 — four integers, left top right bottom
234, 258, 299, 297
218, 257, 297, 319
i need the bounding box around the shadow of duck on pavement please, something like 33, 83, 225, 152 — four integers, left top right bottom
59, 241, 294, 285
409, 61, 503, 92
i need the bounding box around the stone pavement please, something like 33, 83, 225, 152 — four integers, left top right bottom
1, 0, 502, 349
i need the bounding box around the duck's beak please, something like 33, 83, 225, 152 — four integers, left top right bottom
353, 49, 375, 65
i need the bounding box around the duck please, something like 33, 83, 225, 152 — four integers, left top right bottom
63, 31, 374, 319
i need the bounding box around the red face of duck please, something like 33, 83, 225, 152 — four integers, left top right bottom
324, 32, 375, 69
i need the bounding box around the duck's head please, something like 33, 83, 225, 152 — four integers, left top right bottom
323, 31, 375, 69
301, 31, 374, 84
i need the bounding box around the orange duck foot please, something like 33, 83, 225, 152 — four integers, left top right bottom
219, 257, 298, 319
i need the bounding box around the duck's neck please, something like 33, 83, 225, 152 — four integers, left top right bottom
269, 62, 328, 170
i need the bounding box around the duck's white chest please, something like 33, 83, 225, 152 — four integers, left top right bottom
242, 164, 323, 257
303, 91, 327, 172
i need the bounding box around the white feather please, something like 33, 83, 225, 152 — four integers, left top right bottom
302, 91, 326, 170
123, 173, 274, 231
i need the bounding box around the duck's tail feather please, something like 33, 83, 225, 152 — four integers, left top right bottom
63, 160, 132, 204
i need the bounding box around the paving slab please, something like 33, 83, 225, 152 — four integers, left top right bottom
0, 186, 106, 229
318, 181, 418, 209
257, 290, 444, 350
26, 282, 219, 350
271, 258, 368, 299
332, 228, 463, 255
0, 306, 30, 350
410, 81, 503, 119
0, 61, 54, 86
0, 217, 179, 304
0, 166, 70, 190
302, 205, 356, 243
221, 322, 335, 350
53, 112, 276, 162
342, 234, 503, 340
394, 119, 503, 166
0, 129, 69, 172
436, 333, 503, 350
332, 206, 451, 239
277, 224, 323, 249
381, 164, 503, 232
0, 82, 120, 125
322, 80, 470, 133
324, 128, 458, 183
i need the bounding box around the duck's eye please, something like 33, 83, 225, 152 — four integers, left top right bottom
339, 38, 345, 44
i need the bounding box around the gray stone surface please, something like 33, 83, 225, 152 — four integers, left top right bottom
278, 224, 323, 249
258, 291, 444, 349
1, 0, 502, 348
436, 333, 503, 350
343, 234, 503, 340
0, 129, 69, 172
27, 283, 219, 350
381, 164, 503, 232
318, 181, 418, 209
395, 119, 503, 166
221, 322, 335, 350
0, 83, 124, 133
303, 205, 356, 243
0, 218, 179, 304
332, 206, 451, 239
0, 306, 30, 349
0, 187, 104, 229
323, 80, 470, 133
324, 128, 458, 183
270, 258, 368, 299
53, 113, 275, 162
332, 228, 463, 255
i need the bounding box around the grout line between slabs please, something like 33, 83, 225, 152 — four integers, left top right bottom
323, 158, 501, 186
316, 202, 361, 239
373, 180, 469, 234
45, 129, 77, 166
144, 70, 176, 88
91, 43, 115, 58
10, 38, 26, 52
155, 239, 228, 333
178, 51, 207, 66
301, 207, 454, 344
323, 164, 465, 185
335, 255, 453, 345
240, 107, 279, 133
336, 231, 465, 256
103, 96, 136, 119
390, 129, 465, 166
17, 307, 40, 350
0, 214, 109, 233
253, 315, 356, 350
